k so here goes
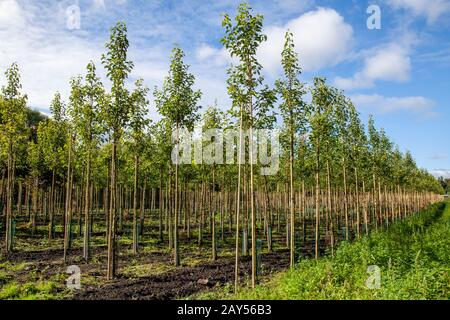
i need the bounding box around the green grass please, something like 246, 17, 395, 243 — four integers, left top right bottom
0, 280, 66, 300
0, 259, 70, 300
199, 202, 450, 300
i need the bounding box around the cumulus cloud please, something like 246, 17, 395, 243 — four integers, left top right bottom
0, 1, 106, 112
0, 0, 27, 29
351, 94, 436, 116
335, 42, 412, 90
92, 0, 106, 10
430, 169, 450, 178
192, 7, 353, 109
195, 44, 232, 67
0, 0, 168, 114
258, 7, 354, 74
191, 45, 233, 111
387, 0, 450, 23
195, 8, 354, 75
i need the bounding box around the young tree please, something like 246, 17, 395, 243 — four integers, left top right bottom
74, 62, 104, 260
154, 47, 201, 267
223, 65, 246, 292
202, 104, 224, 261
0, 63, 27, 252
63, 76, 84, 262
275, 31, 307, 267
101, 21, 134, 279
148, 120, 172, 241
332, 93, 351, 240
38, 93, 66, 240
347, 104, 369, 237
222, 1, 272, 289
129, 79, 150, 254
309, 78, 335, 259
26, 141, 41, 235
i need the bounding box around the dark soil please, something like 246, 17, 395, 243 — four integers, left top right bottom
74, 250, 290, 300
1, 214, 333, 300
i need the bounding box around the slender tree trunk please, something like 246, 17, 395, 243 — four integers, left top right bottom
174, 123, 180, 267
373, 174, 378, 231
198, 181, 204, 246
355, 167, 360, 238
326, 162, 334, 256
363, 181, 369, 236
48, 169, 56, 240
5, 142, 13, 253
140, 182, 146, 237
132, 154, 139, 254
159, 169, 163, 241
264, 175, 272, 252
107, 137, 118, 280
250, 130, 257, 287
83, 153, 91, 261
211, 166, 217, 261
32, 177, 38, 236
235, 106, 243, 293
289, 118, 295, 267
64, 133, 73, 262
220, 172, 225, 242
17, 180, 22, 217
168, 167, 173, 249
314, 140, 321, 260
25, 183, 30, 220
342, 161, 349, 241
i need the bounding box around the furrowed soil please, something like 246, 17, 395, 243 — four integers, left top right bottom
74, 250, 289, 300
0, 216, 331, 300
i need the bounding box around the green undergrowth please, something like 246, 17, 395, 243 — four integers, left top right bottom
0, 276, 70, 300
0, 259, 70, 300
199, 202, 450, 300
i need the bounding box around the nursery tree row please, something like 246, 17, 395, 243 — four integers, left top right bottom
0, 2, 444, 290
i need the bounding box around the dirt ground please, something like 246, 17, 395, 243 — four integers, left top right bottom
1, 217, 331, 300
74, 250, 290, 300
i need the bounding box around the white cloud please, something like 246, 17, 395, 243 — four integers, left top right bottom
335, 43, 411, 90
351, 94, 436, 116
0, 0, 168, 114
193, 9, 354, 109
258, 7, 354, 74
0, 0, 27, 29
191, 46, 232, 111
0, 1, 106, 111
387, 0, 450, 23
195, 44, 232, 67
430, 169, 450, 178
92, 0, 106, 10
364, 45, 411, 82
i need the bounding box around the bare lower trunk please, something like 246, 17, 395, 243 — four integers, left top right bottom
83, 154, 91, 261
107, 138, 117, 280
234, 107, 243, 293
174, 123, 180, 267
132, 154, 139, 254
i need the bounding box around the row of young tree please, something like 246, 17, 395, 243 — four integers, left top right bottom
0, 3, 443, 289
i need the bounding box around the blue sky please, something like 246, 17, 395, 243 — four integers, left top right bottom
0, 0, 449, 177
